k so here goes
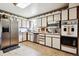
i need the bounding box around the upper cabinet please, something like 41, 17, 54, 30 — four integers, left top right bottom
41, 17, 47, 27
36, 18, 42, 28
22, 20, 26, 27
17, 19, 22, 27
62, 9, 68, 20
69, 7, 77, 20
26, 21, 30, 29
54, 14, 61, 21
47, 15, 53, 24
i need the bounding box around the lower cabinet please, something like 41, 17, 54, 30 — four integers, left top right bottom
19, 32, 23, 42
28, 34, 31, 41
30, 34, 34, 42
38, 40, 45, 45
28, 33, 34, 42
37, 35, 45, 45
46, 37, 51, 47
22, 32, 26, 41
52, 38, 60, 49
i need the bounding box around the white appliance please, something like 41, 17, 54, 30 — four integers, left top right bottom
61, 20, 78, 37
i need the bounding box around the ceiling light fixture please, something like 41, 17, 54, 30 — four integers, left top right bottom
14, 3, 31, 9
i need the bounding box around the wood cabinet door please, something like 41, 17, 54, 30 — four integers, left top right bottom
46, 37, 51, 47
62, 9, 68, 20
42, 17, 47, 27
54, 14, 60, 21
23, 32, 26, 41
28, 34, 31, 41
30, 34, 34, 42
22, 20, 26, 27
37, 18, 42, 27
69, 7, 77, 20
53, 38, 60, 49
48, 16, 53, 24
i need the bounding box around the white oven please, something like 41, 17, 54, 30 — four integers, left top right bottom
61, 20, 78, 37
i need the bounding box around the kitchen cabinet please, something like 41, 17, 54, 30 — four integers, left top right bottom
42, 17, 47, 27
46, 37, 51, 47
28, 33, 34, 42
28, 33, 31, 41
52, 38, 60, 49
22, 20, 26, 27
18, 19, 22, 27
37, 34, 45, 45
48, 15, 53, 24
69, 7, 77, 20
30, 34, 34, 42
54, 14, 60, 21
19, 32, 23, 42
62, 9, 68, 20
26, 21, 30, 29
22, 32, 26, 41
37, 18, 42, 27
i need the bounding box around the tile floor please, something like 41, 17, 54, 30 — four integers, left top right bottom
0, 41, 74, 56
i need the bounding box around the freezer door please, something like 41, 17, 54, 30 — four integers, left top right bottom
11, 20, 18, 46
1, 19, 11, 49
1, 32, 10, 49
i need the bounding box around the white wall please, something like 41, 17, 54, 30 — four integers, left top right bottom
69, 3, 79, 8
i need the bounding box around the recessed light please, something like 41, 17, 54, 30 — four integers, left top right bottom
14, 3, 31, 9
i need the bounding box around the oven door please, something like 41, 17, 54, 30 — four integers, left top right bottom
61, 25, 68, 36
61, 36, 77, 47
69, 25, 77, 37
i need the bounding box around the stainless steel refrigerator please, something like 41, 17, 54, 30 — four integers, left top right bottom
0, 15, 19, 50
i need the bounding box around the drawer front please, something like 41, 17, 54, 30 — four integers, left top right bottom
61, 45, 77, 54
38, 41, 45, 45
53, 38, 60, 49
46, 37, 51, 47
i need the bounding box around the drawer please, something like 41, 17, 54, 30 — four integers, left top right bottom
61, 45, 77, 54
38, 41, 45, 45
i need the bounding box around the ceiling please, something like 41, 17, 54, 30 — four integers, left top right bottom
0, 3, 68, 18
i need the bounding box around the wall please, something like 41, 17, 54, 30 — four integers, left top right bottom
69, 3, 79, 8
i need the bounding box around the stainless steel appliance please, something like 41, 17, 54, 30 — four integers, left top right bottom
10, 17, 18, 47
1, 18, 11, 49
0, 15, 19, 50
